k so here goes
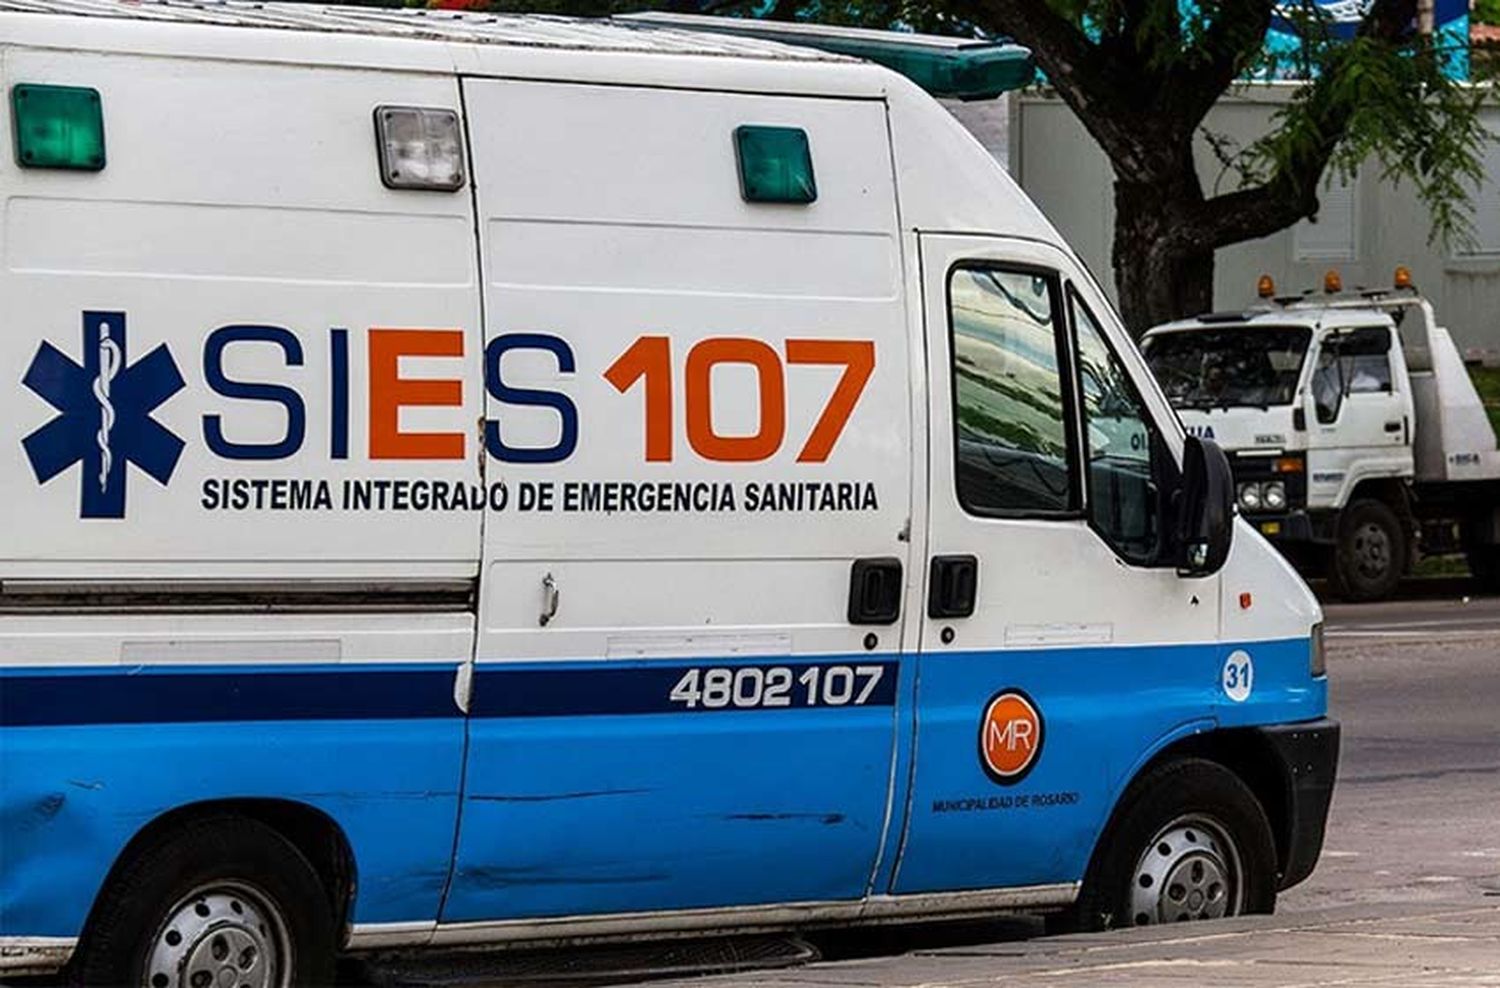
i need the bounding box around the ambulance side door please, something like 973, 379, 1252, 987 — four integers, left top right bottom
444, 79, 914, 924
892, 235, 1220, 897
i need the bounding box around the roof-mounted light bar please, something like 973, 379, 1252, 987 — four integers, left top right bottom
1249, 266, 1424, 311
619, 12, 1035, 101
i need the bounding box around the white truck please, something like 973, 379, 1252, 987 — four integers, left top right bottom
1142, 272, 1500, 601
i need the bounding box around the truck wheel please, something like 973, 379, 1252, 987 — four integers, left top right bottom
1069, 759, 1277, 931
1330, 499, 1406, 602
74, 815, 337, 988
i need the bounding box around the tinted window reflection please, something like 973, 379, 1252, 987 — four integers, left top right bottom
949, 267, 1075, 515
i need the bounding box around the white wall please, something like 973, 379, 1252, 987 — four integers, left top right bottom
989, 85, 1500, 356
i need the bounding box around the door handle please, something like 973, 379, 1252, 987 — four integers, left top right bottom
1384, 421, 1402, 433
928, 555, 978, 619
538, 572, 559, 627
847, 557, 902, 625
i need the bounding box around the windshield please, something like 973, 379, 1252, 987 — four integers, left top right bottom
1142, 326, 1312, 409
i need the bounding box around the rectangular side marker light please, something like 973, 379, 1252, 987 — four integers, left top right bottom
11, 84, 105, 171
734, 125, 815, 204
375, 106, 464, 191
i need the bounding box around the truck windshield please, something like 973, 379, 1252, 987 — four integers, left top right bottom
1142, 327, 1311, 409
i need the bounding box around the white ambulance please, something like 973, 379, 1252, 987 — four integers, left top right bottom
0, 3, 1336, 986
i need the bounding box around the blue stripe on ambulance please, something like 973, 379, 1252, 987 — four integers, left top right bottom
0, 659, 900, 726
0, 641, 1316, 938
893, 636, 1321, 894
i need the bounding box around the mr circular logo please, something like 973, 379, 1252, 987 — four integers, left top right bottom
978, 689, 1044, 785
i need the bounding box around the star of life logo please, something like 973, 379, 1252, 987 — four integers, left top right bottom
22, 311, 186, 519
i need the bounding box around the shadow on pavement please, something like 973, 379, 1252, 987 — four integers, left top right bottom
1309, 576, 1499, 603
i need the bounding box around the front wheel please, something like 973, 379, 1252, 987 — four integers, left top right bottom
1329, 499, 1406, 602
73, 816, 337, 988
1070, 759, 1277, 931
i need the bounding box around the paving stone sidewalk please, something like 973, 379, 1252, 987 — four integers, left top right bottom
649, 902, 1500, 988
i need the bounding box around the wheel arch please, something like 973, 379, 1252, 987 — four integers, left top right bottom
1346, 477, 1415, 539
1087, 729, 1297, 891
77, 798, 358, 954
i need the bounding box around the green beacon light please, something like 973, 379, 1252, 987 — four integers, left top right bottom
735, 125, 816, 204
11, 84, 106, 171
620, 14, 1036, 101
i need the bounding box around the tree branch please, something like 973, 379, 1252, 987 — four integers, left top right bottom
1162, 1, 1276, 133
764, 0, 801, 22
1181, 0, 1418, 252
959, 0, 1163, 177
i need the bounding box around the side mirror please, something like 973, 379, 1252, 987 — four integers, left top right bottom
1176, 436, 1234, 577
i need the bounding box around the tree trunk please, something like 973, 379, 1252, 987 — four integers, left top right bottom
1111, 176, 1216, 337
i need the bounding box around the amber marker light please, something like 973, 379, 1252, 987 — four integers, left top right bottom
1323, 270, 1343, 293
1394, 265, 1413, 289
1257, 274, 1276, 298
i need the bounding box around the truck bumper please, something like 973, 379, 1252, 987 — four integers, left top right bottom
1243, 510, 1338, 546
1254, 718, 1341, 891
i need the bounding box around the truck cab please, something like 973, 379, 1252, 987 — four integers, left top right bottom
1142, 272, 1500, 601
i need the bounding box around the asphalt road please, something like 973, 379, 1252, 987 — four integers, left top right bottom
1281, 590, 1500, 912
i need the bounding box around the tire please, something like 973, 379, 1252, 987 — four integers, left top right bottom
1068, 759, 1277, 932
73, 815, 337, 988
1329, 499, 1406, 602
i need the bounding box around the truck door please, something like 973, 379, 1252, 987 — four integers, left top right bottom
891, 235, 1220, 897
443, 79, 913, 925
1307, 325, 1412, 463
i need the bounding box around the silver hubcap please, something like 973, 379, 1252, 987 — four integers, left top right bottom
1351, 522, 1391, 580
1128, 815, 1243, 925
144, 882, 290, 988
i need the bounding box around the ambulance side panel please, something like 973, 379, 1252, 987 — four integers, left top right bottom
1, 50, 478, 936
0, 47, 484, 576
444, 80, 914, 923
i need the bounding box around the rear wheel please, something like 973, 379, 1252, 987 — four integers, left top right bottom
74, 816, 337, 988
1330, 499, 1406, 602
1068, 759, 1277, 932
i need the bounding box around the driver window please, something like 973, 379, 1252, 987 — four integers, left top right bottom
1313, 348, 1344, 424
947, 265, 1078, 516
1314, 327, 1392, 423
1341, 328, 1394, 394
1070, 290, 1159, 564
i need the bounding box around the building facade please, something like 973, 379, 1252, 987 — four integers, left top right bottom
995, 86, 1500, 356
